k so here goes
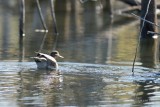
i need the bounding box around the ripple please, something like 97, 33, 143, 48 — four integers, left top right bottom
0, 61, 159, 106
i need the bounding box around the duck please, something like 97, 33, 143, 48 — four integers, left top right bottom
32, 51, 64, 70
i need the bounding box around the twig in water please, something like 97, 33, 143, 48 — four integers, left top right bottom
19, 0, 25, 37
131, 13, 160, 73
131, 0, 152, 74
36, 0, 48, 32
147, 31, 160, 39
35, 29, 48, 33
39, 32, 48, 52
52, 34, 59, 51
79, 0, 100, 3
131, 13, 160, 28
50, 0, 59, 35
79, 0, 88, 3
147, 31, 160, 35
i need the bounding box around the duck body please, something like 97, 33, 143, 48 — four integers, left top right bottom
32, 51, 63, 70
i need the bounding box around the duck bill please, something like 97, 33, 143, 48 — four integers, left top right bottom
57, 54, 64, 58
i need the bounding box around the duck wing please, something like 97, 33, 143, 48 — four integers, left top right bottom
35, 52, 57, 63
33, 52, 58, 69
32, 57, 47, 62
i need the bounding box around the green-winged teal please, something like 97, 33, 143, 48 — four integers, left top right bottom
32, 51, 64, 70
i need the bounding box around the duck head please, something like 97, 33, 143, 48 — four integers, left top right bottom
50, 51, 64, 58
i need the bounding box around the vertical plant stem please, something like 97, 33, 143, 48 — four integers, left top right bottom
50, 0, 59, 35
132, 0, 158, 73
19, 0, 25, 37
36, 0, 48, 31
141, 0, 157, 38
39, 32, 48, 52
19, 0, 25, 62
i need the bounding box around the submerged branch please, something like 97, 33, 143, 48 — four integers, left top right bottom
131, 13, 160, 28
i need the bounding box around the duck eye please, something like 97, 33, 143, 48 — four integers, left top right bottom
37, 53, 41, 56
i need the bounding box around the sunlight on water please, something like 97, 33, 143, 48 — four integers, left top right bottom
0, 0, 160, 107
0, 62, 159, 106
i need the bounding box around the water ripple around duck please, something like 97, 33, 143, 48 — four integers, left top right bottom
0, 62, 160, 106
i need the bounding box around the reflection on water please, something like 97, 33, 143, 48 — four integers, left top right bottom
0, 0, 141, 65
0, 1, 158, 68
0, 0, 160, 107
0, 62, 160, 107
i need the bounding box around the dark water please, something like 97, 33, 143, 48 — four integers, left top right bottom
0, 0, 160, 107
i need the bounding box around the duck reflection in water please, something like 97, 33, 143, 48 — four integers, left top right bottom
32, 51, 64, 70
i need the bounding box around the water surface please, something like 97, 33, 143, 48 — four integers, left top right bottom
0, 0, 160, 107
0, 62, 160, 107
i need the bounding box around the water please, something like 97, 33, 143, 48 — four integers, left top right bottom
0, 0, 160, 107
0, 62, 160, 107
